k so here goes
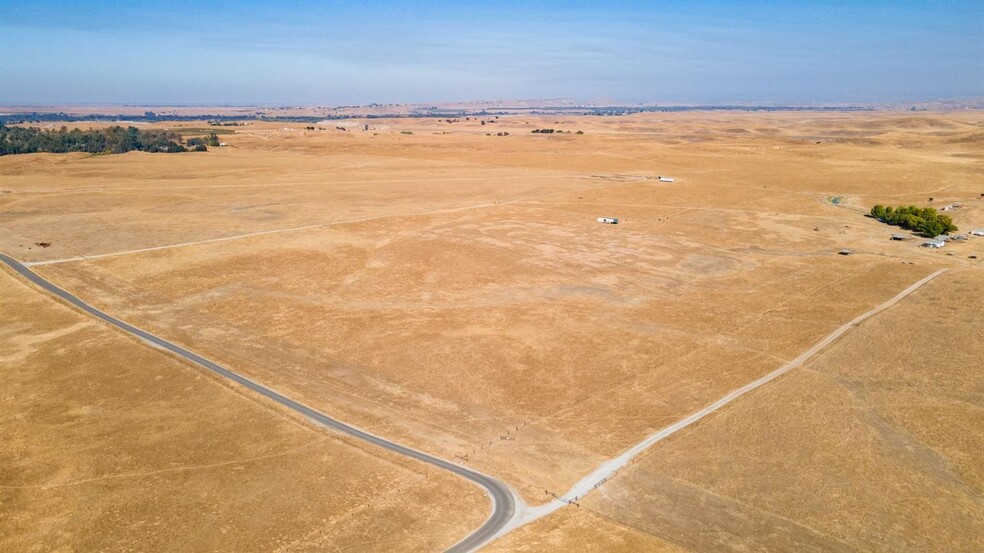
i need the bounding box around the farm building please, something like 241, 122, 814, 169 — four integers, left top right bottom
922, 240, 945, 248
597, 217, 619, 224
971, 229, 984, 237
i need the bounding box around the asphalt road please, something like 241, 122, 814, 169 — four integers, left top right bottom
0, 253, 513, 552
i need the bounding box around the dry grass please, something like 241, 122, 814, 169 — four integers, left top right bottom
487, 508, 686, 553
1, 110, 982, 549
0, 268, 486, 552
500, 268, 984, 552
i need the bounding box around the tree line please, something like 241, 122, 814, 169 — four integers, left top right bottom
870, 204, 957, 237
0, 112, 322, 124
0, 123, 209, 155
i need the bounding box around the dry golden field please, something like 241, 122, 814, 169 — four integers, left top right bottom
1, 110, 982, 551
0, 267, 486, 552
491, 268, 983, 552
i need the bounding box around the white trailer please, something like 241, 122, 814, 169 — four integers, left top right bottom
597, 217, 619, 224
658, 176, 674, 183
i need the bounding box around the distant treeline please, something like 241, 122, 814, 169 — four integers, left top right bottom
0, 105, 876, 125
0, 112, 326, 125
1, 111, 475, 124
469, 106, 874, 116
546, 105, 871, 115
870, 205, 957, 237
0, 123, 218, 155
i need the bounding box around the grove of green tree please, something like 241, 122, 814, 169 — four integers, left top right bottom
870, 204, 957, 237
0, 123, 203, 155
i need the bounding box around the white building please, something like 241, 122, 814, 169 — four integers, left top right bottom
922, 240, 945, 248
597, 217, 619, 224
658, 176, 674, 183
971, 229, 984, 237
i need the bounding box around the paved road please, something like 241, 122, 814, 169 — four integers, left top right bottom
0, 253, 514, 553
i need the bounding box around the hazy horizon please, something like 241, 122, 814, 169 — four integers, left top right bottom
1, 0, 982, 106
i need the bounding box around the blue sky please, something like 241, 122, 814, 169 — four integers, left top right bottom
0, 1, 981, 105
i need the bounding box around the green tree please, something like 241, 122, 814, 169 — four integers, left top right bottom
870, 203, 958, 237
0, 124, 195, 156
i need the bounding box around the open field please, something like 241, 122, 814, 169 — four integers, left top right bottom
0, 266, 486, 552
492, 267, 983, 552
2, 110, 982, 550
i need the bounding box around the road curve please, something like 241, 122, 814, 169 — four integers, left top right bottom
0, 253, 514, 553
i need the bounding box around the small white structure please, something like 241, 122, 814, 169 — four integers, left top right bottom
922, 240, 945, 248
934, 235, 951, 242
597, 217, 619, 224
971, 229, 984, 236
941, 205, 955, 211
658, 176, 675, 183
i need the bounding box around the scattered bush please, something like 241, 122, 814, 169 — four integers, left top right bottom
186, 132, 219, 151
185, 137, 208, 151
